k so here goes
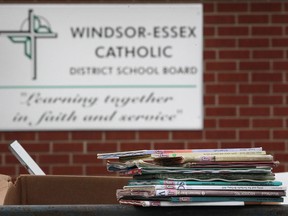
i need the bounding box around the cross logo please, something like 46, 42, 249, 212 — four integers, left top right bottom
0, 9, 57, 80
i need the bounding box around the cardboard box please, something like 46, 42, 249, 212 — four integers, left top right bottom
0, 174, 130, 205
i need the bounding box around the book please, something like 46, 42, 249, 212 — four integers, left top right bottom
183, 161, 279, 168
170, 196, 284, 203
124, 184, 287, 191
119, 199, 245, 207
153, 154, 274, 166
151, 150, 266, 158
119, 196, 284, 203
121, 167, 273, 175
119, 151, 267, 162
132, 172, 276, 182
107, 160, 274, 173
128, 179, 283, 186
116, 188, 286, 200
97, 147, 263, 159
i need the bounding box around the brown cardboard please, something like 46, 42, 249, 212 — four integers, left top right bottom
0, 174, 13, 205
0, 174, 130, 205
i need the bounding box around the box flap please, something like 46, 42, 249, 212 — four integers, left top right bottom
0, 174, 13, 205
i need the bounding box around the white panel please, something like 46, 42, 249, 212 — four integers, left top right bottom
0, 4, 203, 130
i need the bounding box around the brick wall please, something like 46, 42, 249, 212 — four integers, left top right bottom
0, 0, 288, 177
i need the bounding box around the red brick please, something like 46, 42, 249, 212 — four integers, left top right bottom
204, 73, 216, 82
138, 131, 170, 140
217, 3, 248, 12
204, 3, 214, 13
39, 154, 69, 164
273, 130, 288, 139
0, 166, 17, 177
239, 84, 270, 94
206, 107, 236, 117
273, 84, 288, 93
240, 107, 270, 116
120, 142, 152, 151
218, 96, 249, 105
20, 166, 32, 175
239, 130, 270, 139
71, 131, 102, 140
273, 165, 285, 173
218, 73, 249, 82
218, 27, 249, 36
52, 166, 83, 175
3, 132, 36, 141
73, 154, 97, 164
205, 39, 236, 48
53, 142, 83, 152
206, 62, 236, 71
204, 119, 217, 128
204, 27, 215, 36
204, 96, 216, 105
274, 153, 288, 162
285, 3, 288, 11
238, 15, 269, 24
272, 38, 288, 47
105, 131, 136, 140
239, 38, 269, 48
254, 142, 285, 151
5, 155, 20, 164
252, 119, 283, 128
205, 130, 236, 140
87, 142, 118, 152
252, 26, 283, 36
252, 73, 283, 82
0, 143, 10, 153
219, 50, 250, 59
38, 131, 69, 141
204, 50, 216, 60
172, 131, 203, 140
219, 119, 250, 128
205, 84, 236, 94
272, 15, 288, 23
252, 96, 283, 105
273, 61, 288, 70
186, 142, 218, 149
220, 142, 252, 149
240, 62, 270, 70
251, 3, 282, 12
21, 143, 50, 152
253, 50, 284, 59
86, 165, 110, 176
153, 142, 186, 149
205, 15, 235, 24
273, 107, 288, 116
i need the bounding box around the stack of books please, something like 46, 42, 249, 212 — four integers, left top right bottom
97, 147, 286, 207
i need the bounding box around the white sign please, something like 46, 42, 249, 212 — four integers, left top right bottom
0, 4, 203, 130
